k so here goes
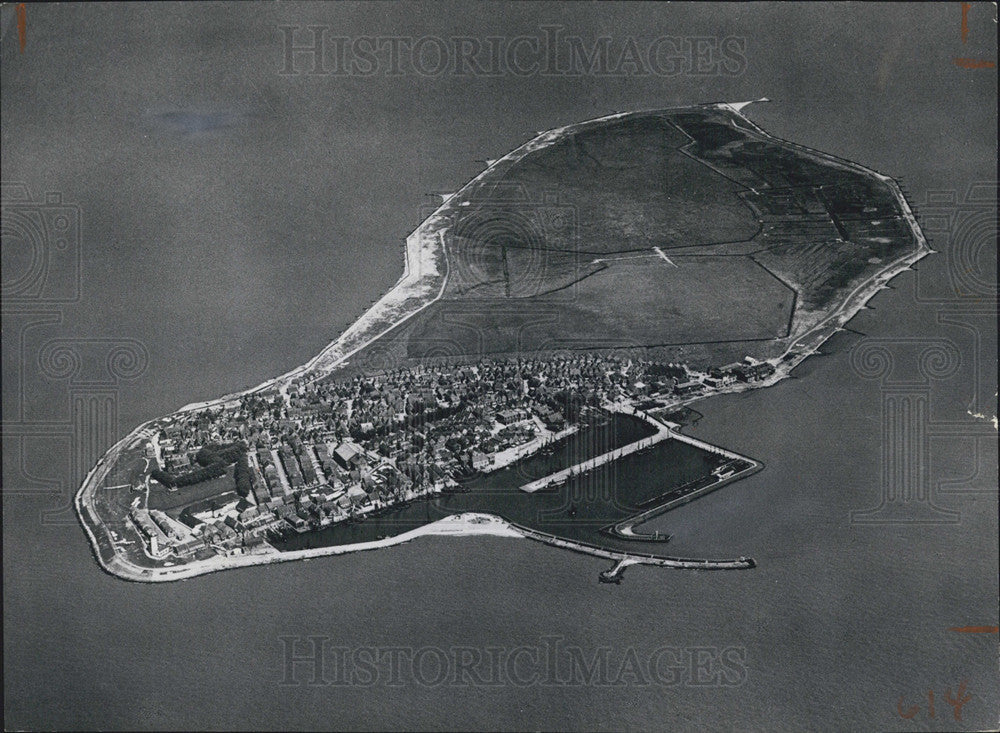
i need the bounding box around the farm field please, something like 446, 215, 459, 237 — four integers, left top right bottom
337, 105, 918, 372
147, 467, 236, 514
404, 255, 794, 358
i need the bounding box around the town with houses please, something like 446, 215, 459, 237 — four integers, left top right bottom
126, 355, 776, 562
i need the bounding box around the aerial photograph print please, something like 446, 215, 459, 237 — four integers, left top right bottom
2, 1, 997, 731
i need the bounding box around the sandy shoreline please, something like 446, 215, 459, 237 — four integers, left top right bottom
86, 513, 523, 584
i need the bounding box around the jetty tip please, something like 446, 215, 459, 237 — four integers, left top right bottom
721, 98, 770, 113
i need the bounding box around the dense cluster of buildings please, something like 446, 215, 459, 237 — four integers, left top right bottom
130, 354, 776, 560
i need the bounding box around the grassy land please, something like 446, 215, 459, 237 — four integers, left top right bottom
339, 107, 917, 369
446, 114, 759, 267
404, 254, 794, 358
147, 466, 236, 514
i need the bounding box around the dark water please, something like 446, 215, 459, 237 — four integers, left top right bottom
3, 3, 996, 731
275, 414, 725, 555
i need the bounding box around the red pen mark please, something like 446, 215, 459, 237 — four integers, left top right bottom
953, 57, 997, 69
16, 3, 27, 53
946, 680, 972, 721
898, 682, 974, 721
949, 625, 1000, 633
956, 2, 998, 68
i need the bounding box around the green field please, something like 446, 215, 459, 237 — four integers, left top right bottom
445, 114, 760, 275
405, 255, 794, 357
147, 466, 236, 514
343, 106, 917, 368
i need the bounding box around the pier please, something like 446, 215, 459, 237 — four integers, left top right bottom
607, 459, 762, 540
599, 558, 638, 583
520, 401, 754, 493
510, 521, 756, 572
519, 405, 673, 493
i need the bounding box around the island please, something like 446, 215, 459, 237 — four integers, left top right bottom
75, 101, 930, 583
